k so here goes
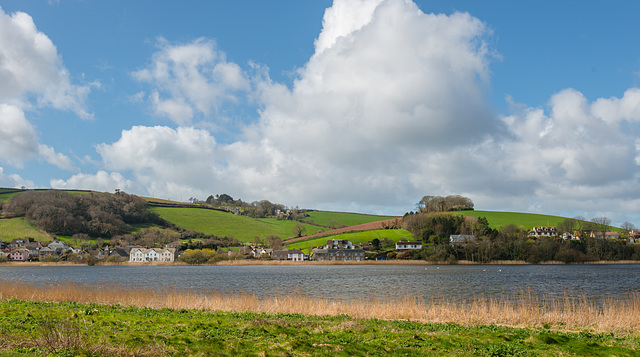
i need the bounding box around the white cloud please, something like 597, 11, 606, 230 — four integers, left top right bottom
132, 37, 250, 125
0, 166, 33, 188
96, 126, 219, 200
221, 0, 500, 208
65, 0, 640, 225
50, 171, 139, 194
0, 104, 39, 164
0, 7, 91, 172
0, 7, 93, 118
38, 144, 76, 171
591, 88, 640, 124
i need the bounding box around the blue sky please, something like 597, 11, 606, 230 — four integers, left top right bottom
1, 0, 640, 225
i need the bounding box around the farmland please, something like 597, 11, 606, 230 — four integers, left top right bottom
301, 210, 397, 227
149, 206, 328, 242
287, 228, 412, 253
454, 210, 572, 230
0, 217, 51, 241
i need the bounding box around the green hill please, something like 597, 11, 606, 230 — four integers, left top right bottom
301, 210, 397, 227
0, 217, 52, 241
286, 228, 412, 254
149, 206, 328, 242
454, 210, 571, 230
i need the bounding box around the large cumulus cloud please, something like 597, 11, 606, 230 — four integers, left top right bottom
0, 6, 90, 171
132, 37, 251, 125
53, 0, 640, 223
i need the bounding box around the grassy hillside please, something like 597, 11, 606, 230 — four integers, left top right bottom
286, 228, 412, 253
0, 188, 24, 203
301, 210, 397, 227
455, 210, 570, 230
0, 217, 52, 241
150, 206, 327, 242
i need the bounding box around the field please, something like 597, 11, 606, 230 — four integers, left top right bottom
1, 281, 639, 356
0, 189, 24, 203
301, 210, 397, 227
0, 217, 51, 241
287, 228, 412, 253
456, 210, 572, 230
150, 207, 327, 242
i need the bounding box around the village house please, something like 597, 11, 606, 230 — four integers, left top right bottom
165, 241, 183, 249
561, 232, 580, 240
395, 241, 423, 250
47, 240, 69, 253
24, 242, 43, 258
449, 235, 476, 245
9, 238, 33, 249
38, 246, 55, 259
590, 231, 620, 240
528, 226, 557, 238
8, 248, 30, 261
272, 249, 304, 261
251, 247, 273, 259
324, 239, 353, 249
311, 239, 365, 262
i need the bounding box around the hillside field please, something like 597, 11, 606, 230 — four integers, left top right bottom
286, 228, 412, 253
301, 210, 397, 227
456, 210, 572, 230
150, 206, 328, 242
0, 217, 51, 241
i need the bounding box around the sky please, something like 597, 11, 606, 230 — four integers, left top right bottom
1, 0, 640, 225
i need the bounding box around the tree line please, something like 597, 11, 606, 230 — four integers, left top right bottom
2, 190, 165, 238
401, 211, 640, 263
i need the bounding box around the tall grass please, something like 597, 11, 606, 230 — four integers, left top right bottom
1, 279, 638, 334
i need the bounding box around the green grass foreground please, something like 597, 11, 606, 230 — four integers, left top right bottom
1, 300, 638, 357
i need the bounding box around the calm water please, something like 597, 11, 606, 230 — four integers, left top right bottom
1, 264, 639, 303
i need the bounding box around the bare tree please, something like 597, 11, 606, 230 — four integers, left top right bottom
621, 221, 635, 233
265, 235, 283, 250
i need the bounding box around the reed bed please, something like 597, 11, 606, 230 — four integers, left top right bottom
1, 279, 638, 335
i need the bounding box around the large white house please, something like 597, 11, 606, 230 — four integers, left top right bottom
395, 241, 422, 250
129, 247, 178, 262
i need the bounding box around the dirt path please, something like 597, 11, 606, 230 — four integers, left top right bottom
284, 218, 402, 243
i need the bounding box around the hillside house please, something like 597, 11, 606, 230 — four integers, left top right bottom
395, 241, 422, 250
48, 240, 69, 253
323, 239, 353, 249
590, 231, 620, 240
528, 226, 557, 238
449, 235, 476, 245
9, 238, 33, 249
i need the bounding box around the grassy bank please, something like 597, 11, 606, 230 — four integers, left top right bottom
1, 279, 640, 336
3, 300, 639, 356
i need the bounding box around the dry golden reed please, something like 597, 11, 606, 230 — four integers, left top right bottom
1, 279, 639, 334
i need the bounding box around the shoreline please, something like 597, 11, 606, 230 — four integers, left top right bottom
2, 259, 640, 267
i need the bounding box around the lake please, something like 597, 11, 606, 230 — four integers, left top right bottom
1, 264, 639, 303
